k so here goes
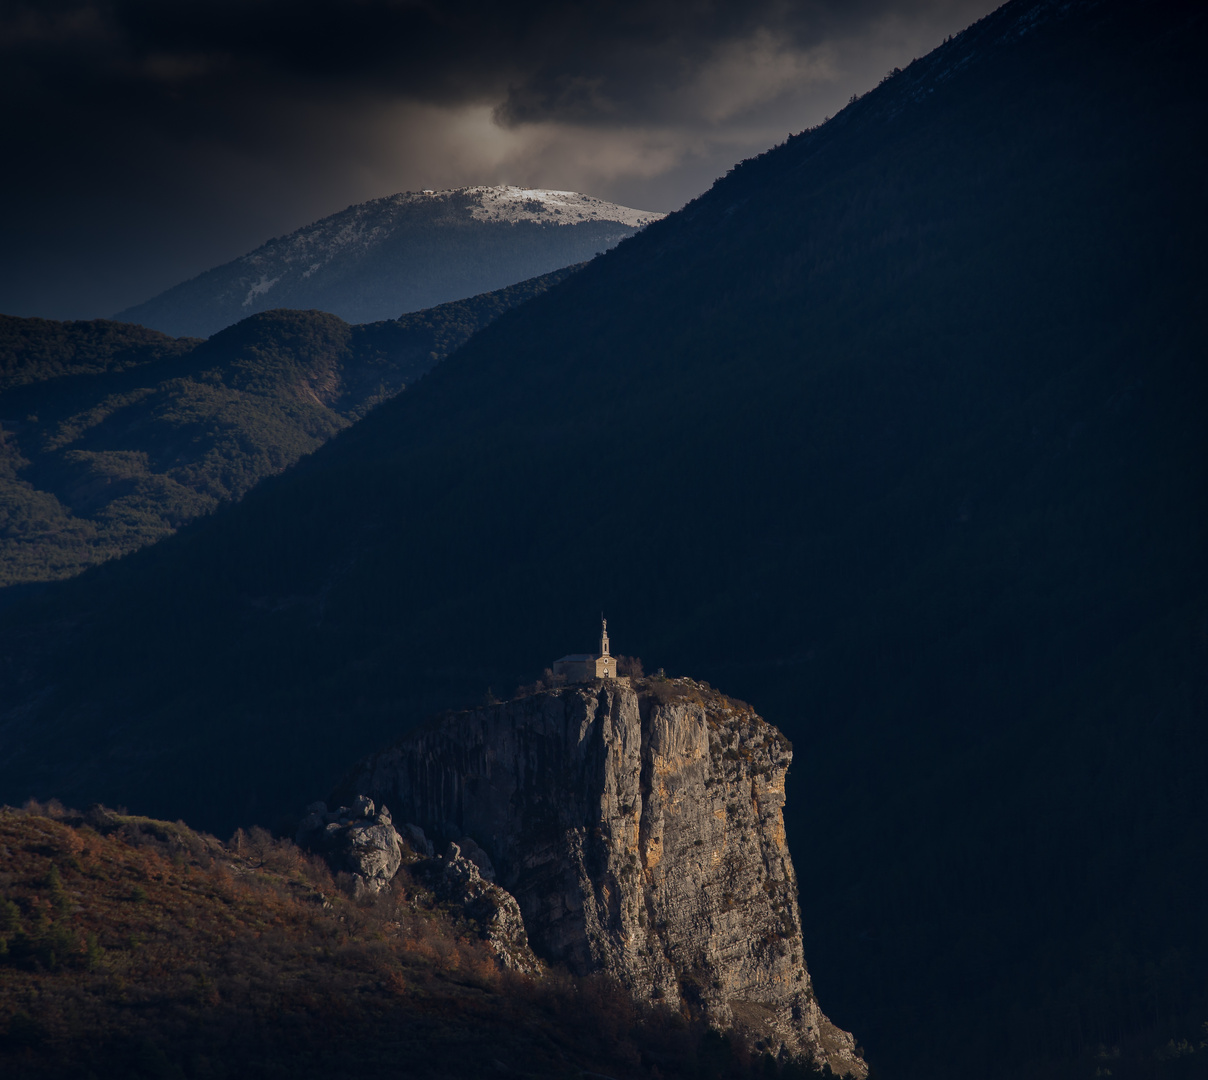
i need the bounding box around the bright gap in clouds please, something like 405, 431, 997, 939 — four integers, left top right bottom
280, 6, 999, 222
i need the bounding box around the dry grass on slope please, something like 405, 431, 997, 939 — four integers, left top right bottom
0, 802, 831, 1080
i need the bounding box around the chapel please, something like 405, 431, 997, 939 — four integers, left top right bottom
553, 618, 615, 681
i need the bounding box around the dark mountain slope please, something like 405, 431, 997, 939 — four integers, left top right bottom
0, 267, 574, 585
1, 0, 1205, 1076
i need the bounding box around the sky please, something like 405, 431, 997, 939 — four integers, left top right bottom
1, 0, 1000, 322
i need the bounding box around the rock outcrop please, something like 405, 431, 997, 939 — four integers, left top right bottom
295, 799, 540, 971
295, 796, 402, 893
414, 842, 541, 973
342, 677, 865, 1075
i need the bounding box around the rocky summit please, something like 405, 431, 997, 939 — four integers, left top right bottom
338, 677, 866, 1075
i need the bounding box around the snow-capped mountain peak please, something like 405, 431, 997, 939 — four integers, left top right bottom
116, 186, 665, 338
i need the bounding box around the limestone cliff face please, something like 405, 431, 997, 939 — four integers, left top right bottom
343, 677, 864, 1074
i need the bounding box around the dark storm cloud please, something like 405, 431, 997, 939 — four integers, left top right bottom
5, 0, 968, 118
0, 0, 997, 319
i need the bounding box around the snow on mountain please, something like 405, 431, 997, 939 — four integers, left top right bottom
116, 186, 665, 338
462, 185, 663, 228
229, 187, 662, 308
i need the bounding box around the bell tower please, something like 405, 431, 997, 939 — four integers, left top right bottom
600, 616, 610, 658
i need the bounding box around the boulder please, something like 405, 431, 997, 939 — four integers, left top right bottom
296, 796, 403, 893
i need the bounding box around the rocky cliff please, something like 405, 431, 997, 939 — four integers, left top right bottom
341, 677, 865, 1074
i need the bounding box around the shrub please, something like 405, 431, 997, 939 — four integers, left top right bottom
616, 655, 644, 677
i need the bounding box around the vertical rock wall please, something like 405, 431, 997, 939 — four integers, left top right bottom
343, 678, 864, 1074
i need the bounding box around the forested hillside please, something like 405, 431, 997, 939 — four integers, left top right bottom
0, 318, 197, 393
0, 267, 574, 585
1, 1, 1204, 1077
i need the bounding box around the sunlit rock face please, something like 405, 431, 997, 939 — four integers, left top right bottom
295, 795, 402, 893
343, 678, 865, 1074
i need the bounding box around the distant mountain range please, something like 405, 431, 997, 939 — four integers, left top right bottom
114, 187, 662, 338
2, 1, 1206, 1078
0, 267, 575, 587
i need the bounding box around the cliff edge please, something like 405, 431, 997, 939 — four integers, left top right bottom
342, 677, 865, 1075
